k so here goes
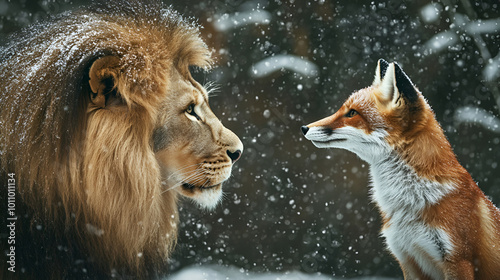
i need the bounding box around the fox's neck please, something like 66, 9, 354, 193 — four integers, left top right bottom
369, 152, 455, 217
388, 115, 464, 183
370, 119, 464, 216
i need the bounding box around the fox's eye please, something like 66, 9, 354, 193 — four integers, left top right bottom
186, 104, 201, 120
345, 109, 358, 118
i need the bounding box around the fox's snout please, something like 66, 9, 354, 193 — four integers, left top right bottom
300, 126, 309, 136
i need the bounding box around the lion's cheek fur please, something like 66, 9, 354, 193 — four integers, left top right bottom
77, 107, 180, 270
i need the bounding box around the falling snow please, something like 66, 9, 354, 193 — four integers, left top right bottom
1, 0, 499, 279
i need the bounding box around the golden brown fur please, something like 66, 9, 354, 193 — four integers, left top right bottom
0, 1, 242, 278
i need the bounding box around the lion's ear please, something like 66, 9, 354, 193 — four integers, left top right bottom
89, 56, 120, 108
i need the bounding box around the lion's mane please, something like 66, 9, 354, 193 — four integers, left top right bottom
0, 1, 211, 278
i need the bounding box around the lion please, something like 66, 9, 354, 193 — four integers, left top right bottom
0, 1, 242, 278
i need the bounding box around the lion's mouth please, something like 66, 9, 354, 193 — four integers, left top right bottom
182, 182, 220, 190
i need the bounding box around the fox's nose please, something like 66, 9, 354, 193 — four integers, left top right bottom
301, 126, 309, 136
227, 149, 242, 163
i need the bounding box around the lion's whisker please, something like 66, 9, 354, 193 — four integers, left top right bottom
161, 169, 206, 194
203, 81, 220, 98
167, 163, 204, 180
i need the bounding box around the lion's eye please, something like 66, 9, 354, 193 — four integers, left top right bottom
186, 104, 201, 120
186, 104, 194, 114
345, 109, 358, 118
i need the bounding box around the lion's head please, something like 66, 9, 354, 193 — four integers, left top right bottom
0, 0, 241, 277
89, 51, 243, 211
150, 66, 243, 209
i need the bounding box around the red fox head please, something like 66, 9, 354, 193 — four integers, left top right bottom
302, 59, 444, 166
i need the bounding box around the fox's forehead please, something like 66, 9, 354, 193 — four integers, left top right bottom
345, 86, 387, 128
345, 86, 379, 108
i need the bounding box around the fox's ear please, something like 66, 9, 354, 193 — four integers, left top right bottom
379, 62, 419, 107
372, 59, 390, 86
394, 63, 419, 103
379, 63, 396, 102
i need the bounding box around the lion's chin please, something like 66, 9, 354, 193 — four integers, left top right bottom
179, 183, 223, 210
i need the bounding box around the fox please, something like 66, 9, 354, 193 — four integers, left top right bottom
301, 59, 500, 279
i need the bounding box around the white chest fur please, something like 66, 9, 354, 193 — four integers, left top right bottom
369, 154, 455, 279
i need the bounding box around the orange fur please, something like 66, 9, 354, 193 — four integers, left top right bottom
304, 60, 500, 279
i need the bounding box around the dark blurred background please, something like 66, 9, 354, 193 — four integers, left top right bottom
1, 0, 499, 278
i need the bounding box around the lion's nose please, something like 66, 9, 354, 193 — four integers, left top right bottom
227, 149, 242, 163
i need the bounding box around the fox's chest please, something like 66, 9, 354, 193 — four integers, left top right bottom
369, 158, 456, 279
381, 218, 451, 279
370, 157, 453, 279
